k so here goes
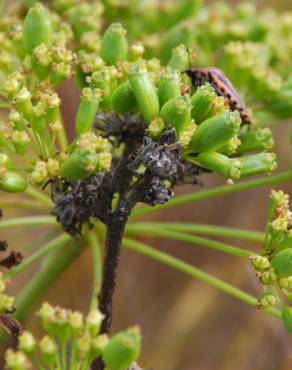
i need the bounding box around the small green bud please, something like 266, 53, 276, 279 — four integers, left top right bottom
68, 311, 84, 335
90, 70, 112, 109
102, 326, 141, 370
238, 127, 274, 154
147, 117, 165, 138
281, 306, 292, 333
86, 309, 104, 338
5, 350, 30, 370
0, 172, 27, 193
76, 88, 101, 135
12, 131, 30, 155
111, 81, 137, 114
60, 149, 98, 181
158, 70, 181, 106
260, 270, 277, 285
92, 334, 109, 357
258, 294, 277, 309
30, 161, 48, 184
189, 152, 241, 179
160, 95, 192, 134
179, 120, 197, 147
168, 44, 189, 71
190, 83, 217, 123
39, 336, 57, 367
237, 153, 277, 177
19, 331, 36, 354
128, 66, 160, 124
77, 335, 92, 359
100, 23, 128, 66
271, 249, 292, 278
250, 254, 271, 271
188, 111, 241, 153
23, 3, 52, 54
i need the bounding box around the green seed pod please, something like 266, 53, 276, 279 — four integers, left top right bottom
281, 306, 292, 333
60, 149, 98, 181
238, 126, 274, 154
160, 95, 192, 134
76, 88, 101, 135
158, 70, 181, 106
189, 152, 241, 179
190, 83, 217, 123
168, 44, 189, 71
238, 153, 277, 177
0, 171, 27, 193
271, 249, 292, 278
102, 326, 141, 370
188, 111, 241, 153
159, 20, 195, 63
100, 23, 128, 66
111, 81, 137, 114
128, 66, 160, 124
23, 3, 52, 55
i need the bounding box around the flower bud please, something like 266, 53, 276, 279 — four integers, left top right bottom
190, 83, 217, 123
92, 334, 109, 357
271, 249, 292, 278
102, 326, 141, 370
250, 254, 271, 271
188, 111, 241, 153
128, 66, 160, 124
39, 336, 57, 367
68, 311, 84, 335
258, 294, 277, 309
5, 350, 30, 370
168, 44, 189, 71
77, 335, 92, 359
189, 152, 241, 179
12, 131, 30, 155
76, 88, 101, 135
158, 70, 181, 106
238, 127, 274, 154
0, 172, 27, 193
60, 149, 98, 181
86, 309, 104, 338
19, 331, 36, 354
90, 70, 111, 109
147, 117, 165, 138
23, 3, 52, 54
260, 270, 277, 285
111, 81, 137, 114
100, 23, 128, 66
160, 95, 192, 134
237, 153, 277, 177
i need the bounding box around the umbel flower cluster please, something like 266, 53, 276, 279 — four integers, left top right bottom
0, 1, 291, 369
251, 191, 292, 332
5, 303, 141, 370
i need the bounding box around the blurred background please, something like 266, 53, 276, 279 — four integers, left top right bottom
1, 0, 292, 369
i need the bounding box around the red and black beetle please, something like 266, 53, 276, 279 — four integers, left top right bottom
186, 67, 252, 124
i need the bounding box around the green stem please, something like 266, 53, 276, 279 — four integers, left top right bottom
87, 232, 103, 311
4, 233, 71, 280
25, 185, 53, 207
0, 198, 46, 210
0, 216, 57, 229
123, 238, 281, 319
126, 226, 253, 257
57, 107, 68, 152
126, 223, 264, 243
132, 170, 292, 217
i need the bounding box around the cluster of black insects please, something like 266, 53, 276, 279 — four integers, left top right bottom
51, 112, 204, 236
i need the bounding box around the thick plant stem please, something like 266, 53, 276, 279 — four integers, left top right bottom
98, 217, 127, 334
123, 238, 281, 319
132, 170, 292, 217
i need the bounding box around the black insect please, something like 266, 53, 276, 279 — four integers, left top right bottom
186, 67, 252, 124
